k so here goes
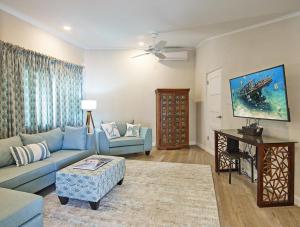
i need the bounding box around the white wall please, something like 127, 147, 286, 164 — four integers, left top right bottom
83, 50, 196, 145
0, 10, 196, 145
195, 15, 300, 200
0, 10, 84, 65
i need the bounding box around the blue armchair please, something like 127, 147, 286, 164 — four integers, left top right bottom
98, 126, 152, 156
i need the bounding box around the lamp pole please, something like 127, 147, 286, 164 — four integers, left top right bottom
86, 110, 95, 133
81, 100, 97, 134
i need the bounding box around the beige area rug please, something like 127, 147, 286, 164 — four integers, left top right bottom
44, 160, 220, 227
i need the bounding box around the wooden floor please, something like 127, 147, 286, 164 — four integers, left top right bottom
125, 146, 300, 227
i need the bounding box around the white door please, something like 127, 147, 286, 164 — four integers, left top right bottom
206, 69, 222, 151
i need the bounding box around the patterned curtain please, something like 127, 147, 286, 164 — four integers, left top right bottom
0, 42, 25, 138
0, 40, 83, 138
23, 52, 53, 133
50, 62, 83, 129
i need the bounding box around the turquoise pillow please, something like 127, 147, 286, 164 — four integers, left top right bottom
0, 136, 23, 167
62, 126, 87, 150
20, 128, 64, 153
39, 128, 64, 153
20, 133, 43, 145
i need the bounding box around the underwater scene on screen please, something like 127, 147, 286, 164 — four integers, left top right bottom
230, 65, 289, 121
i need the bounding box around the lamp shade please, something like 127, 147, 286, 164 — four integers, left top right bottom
81, 100, 97, 110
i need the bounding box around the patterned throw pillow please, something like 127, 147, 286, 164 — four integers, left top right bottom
125, 123, 141, 137
10, 141, 51, 166
101, 122, 121, 139
101, 120, 134, 136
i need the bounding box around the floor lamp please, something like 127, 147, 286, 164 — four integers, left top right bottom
81, 100, 97, 133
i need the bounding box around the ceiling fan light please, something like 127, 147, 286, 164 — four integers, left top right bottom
63, 25, 72, 31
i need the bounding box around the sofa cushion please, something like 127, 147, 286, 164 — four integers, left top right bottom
0, 188, 43, 227
109, 137, 144, 148
20, 128, 64, 153
22, 214, 43, 227
102, 120, 134, 136
0, 159, 55, 189
62, 126, 87, 150
116, 120, 134, 136
38, 128, 64, 152
0, 136, 23, 168
48, 149, 95, 170
20, 133, 44, 145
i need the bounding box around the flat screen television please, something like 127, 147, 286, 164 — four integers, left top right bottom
229, 65, 290, 122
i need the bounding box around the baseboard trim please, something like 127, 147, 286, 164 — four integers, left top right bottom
295, 195, 300, 207
197, 143, 215, 156
152, 141, 197, 147
189, 141, 196, 145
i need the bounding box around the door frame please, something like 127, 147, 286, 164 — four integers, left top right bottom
205, 67, 223, 155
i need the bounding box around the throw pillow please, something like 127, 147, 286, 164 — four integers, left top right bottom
0, 136, 23, 168
62, 126, 87, 150
20, 133, 44, 145
125, 123, 141, 137
101, 122, 121, 139
101, 120, 134, 136
20, 128, 64, 153
39, 128, 64, 153
10, 141, 50, 167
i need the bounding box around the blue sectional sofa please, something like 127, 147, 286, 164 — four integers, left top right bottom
0, 187, 43, 227
0, 129, 97, 227
98, 123, 152, 156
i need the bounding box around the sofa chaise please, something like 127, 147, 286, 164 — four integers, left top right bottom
0, 128, 97, 227
0, 187, 43, 227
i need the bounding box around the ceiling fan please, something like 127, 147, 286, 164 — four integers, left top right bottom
132, 33, 191, 59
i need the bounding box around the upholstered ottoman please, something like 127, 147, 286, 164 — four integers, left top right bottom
56, 155, 125, 210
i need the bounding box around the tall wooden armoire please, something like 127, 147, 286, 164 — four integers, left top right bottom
155, 89, 190, 150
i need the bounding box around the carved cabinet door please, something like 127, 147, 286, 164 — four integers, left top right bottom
156, 89, 189, 150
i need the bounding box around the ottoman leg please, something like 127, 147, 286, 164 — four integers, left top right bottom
89, 200, 100, 210
118, 178, 124, 185
58, 196, 69, 205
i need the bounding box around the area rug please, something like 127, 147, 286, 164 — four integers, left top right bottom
44, 160, 220, 227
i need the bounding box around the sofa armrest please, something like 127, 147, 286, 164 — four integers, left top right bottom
140, 127, 152, 151
86, 132, 98, 153
98, 130, 110, 153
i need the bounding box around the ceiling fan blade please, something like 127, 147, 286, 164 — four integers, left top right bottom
145, 47, 154, 52
131, 52, 151, 58
155, 53, 166, 59
154, 40, 167, 51
163, 47, 193, 52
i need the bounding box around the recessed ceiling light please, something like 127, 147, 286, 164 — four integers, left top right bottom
63, 26, 72, 31
138, 42, 145, 47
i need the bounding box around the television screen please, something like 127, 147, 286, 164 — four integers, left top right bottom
229, 65, 290, 121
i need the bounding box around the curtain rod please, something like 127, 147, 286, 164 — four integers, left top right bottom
0, 40, 84, 68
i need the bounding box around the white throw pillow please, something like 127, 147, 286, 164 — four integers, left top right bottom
101, 122, 121, 139
125, 123, 141, 137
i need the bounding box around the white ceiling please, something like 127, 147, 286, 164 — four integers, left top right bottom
1, 0, 300, 49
